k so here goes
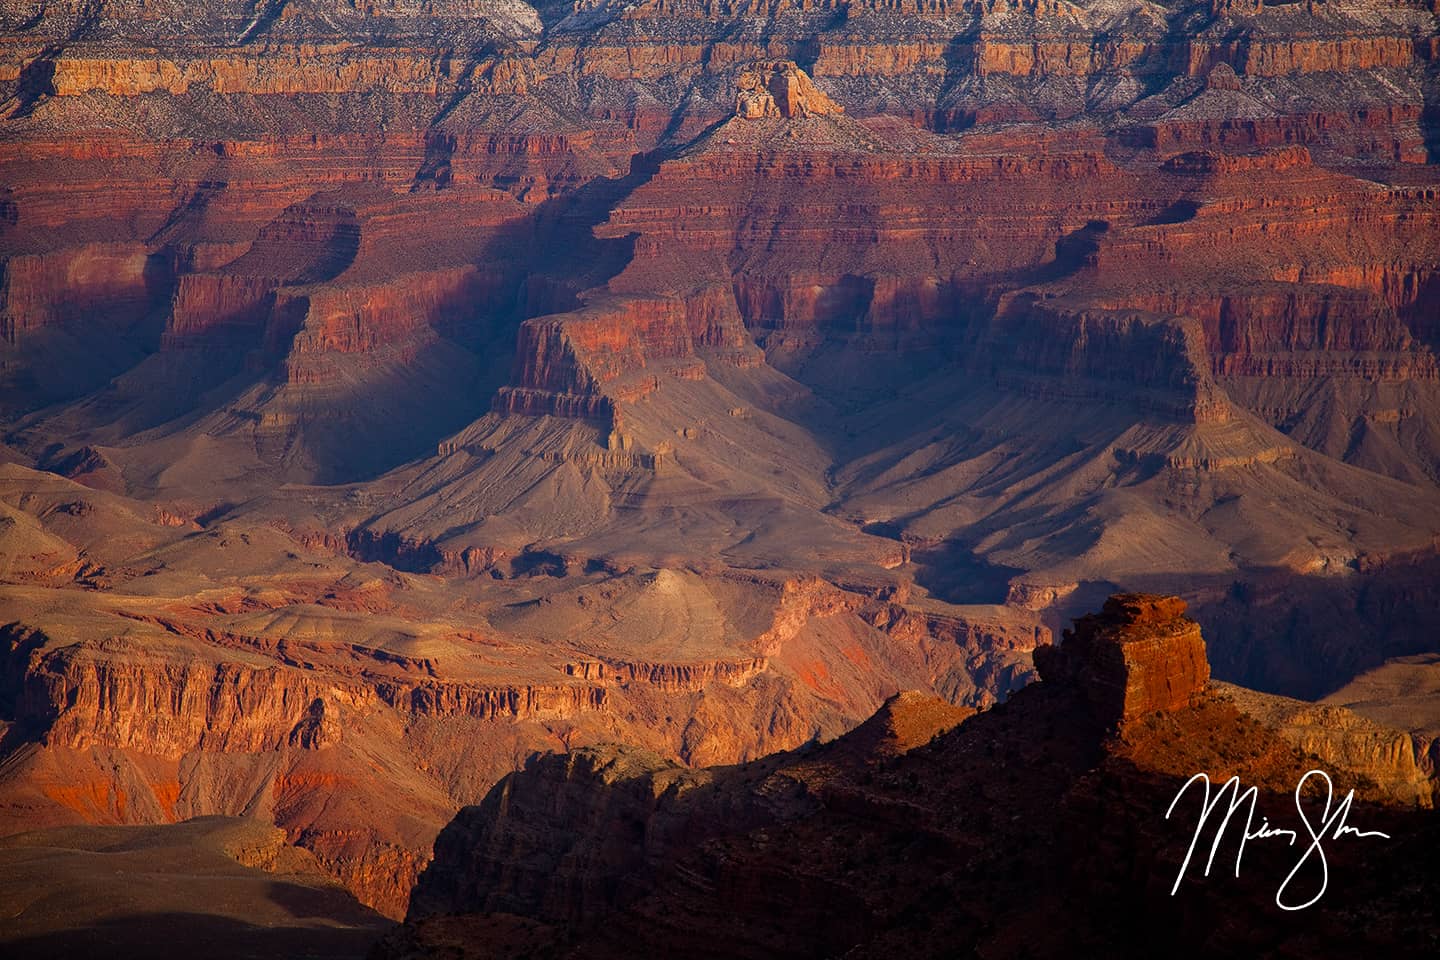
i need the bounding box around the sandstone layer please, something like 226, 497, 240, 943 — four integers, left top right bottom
2, 0, 1440, 936
1034, 593, 1210, 724
382, 595, 1437, 959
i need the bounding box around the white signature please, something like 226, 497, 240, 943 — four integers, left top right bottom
1165, 769, 1391, 910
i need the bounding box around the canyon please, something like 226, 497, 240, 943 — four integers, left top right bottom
2, 0, 1440, 952
379, 595, 1438, 958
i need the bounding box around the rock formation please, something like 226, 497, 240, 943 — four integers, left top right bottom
0, 462, 1044, 914
734, 68, 780, 119
733, 62, 844, 120
1034, 594, 1211, 725
382, 595, 1437, 959
1, 0, 1439, 943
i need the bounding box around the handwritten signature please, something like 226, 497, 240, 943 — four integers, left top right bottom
1165, 769, 1391, 910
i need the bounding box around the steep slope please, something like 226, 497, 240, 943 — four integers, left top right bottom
382, 595, 1439, 959
0, 461, 1042, 916
1322, 652, 1440, 777
2, 3, 1440, 940
0, 817, 389, 960
346, 89, 1440, 690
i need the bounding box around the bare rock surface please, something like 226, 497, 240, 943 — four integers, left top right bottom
383, 595, 1439, 959
1, 0, 1439, 938
1035, 593, 1210, 724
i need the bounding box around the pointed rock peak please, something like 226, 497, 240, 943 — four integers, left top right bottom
1210, 0, 1264, 17
839, 690, 975, 759
1034, 593, 1210, 726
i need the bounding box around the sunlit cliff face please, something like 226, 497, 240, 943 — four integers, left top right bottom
1, 0, 1439, 951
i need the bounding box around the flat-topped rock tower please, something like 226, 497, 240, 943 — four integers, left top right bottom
1035, 593, 1212, 725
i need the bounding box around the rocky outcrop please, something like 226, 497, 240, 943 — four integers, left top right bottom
2, 1, 1431, 165
406, 745, 703, 925
385, 594, 1438, 959
564, 657, 766, 692
3, 3, 1440, 950
0, 243, 162, 342
733, 67, 781, 119
733, 61, 844, 120
403, 686, 972, 928
8, 638, 624, 758
1220, 682, 1435, 806
0, 546, 1043, 916
1034, 594, 1211, 726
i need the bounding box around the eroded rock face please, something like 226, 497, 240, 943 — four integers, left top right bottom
2, 0, 1440, 940
385, 595, 1437, 959
0, 479, 1044, 919
734, 68, 780, 119
1220, 682, 1436, 806
404, 687, 975, 929
1035, 594, 1211, 726
734, 62, 844, 120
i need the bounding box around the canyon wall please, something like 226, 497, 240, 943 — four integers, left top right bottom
386, 594, 1436, 958
2, 0, 1440, 935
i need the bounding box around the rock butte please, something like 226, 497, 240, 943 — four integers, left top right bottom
0, 0, 1439, 936
1034, 593, 1211, 724
380, 595, 1437, 958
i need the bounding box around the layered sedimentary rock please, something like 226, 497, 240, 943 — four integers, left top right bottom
734, 60, 845, 119
1222, 681, 1436, 805
384, 596, 1437, 959
0, 462, 1043, 915
2, 0, 1440, 941
380, 95, 1440, 631
6, 3, 1439, 480
1322, 652, 1440, 780
4, 0, 1435, 150
1033, 593, 1210, 724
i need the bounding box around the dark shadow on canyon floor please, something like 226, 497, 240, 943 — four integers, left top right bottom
0, 911, 387, 960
